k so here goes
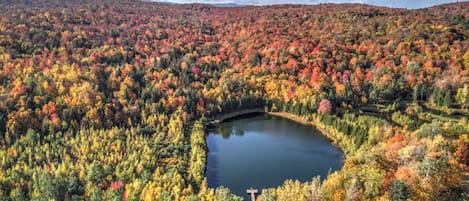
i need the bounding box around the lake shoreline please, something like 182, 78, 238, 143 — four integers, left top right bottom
207, 109, 350, 157
205, 110, 344, 199
207, 109, 312, 126
206, 108, 266, 126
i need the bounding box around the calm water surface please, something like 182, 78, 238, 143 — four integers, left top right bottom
206, 113, 343, 199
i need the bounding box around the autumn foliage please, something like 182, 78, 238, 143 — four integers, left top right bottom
318, 99, 332, 114
0, 0, 467, 200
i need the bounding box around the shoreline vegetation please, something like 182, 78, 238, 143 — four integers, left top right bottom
202, 106, 468, 200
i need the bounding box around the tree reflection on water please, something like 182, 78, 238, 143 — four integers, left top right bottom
214, 123, 245, 139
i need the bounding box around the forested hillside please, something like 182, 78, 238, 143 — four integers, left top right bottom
0, 0, 467, 200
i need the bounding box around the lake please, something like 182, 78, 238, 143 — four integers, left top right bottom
205, 113, 344, 199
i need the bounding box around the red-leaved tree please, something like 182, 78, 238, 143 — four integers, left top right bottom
318, 99, 332, 114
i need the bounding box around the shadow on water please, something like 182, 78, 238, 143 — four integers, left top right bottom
213, 126, 246, 139
222, 112, 265, 122
209, 113, 263, 139
206, 153, 220, 188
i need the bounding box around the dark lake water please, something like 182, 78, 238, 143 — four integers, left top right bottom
205, 113, 344, 199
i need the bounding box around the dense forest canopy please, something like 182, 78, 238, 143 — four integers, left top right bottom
0, 0, 467, 200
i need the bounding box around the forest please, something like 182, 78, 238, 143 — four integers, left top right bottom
0, 0, 468, 200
